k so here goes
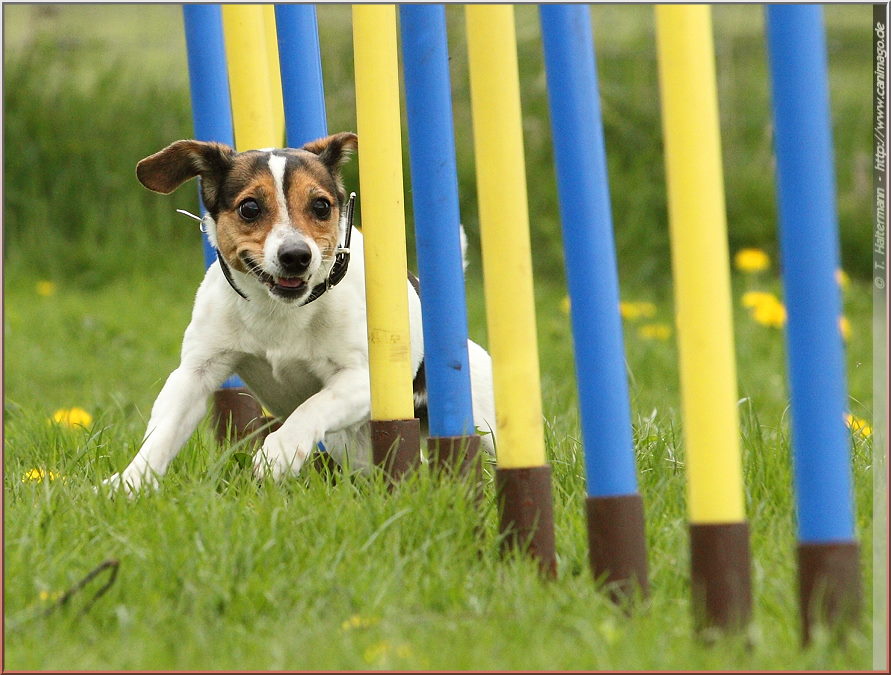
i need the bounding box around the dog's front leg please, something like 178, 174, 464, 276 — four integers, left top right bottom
105, 359, 232, 493
253, 367, 370, 480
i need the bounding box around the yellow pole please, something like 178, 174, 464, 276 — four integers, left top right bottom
655, 5, 745, 524
352, 4, 415, 421
222, 4, 277, 151
262, 4, 286, 146
466, 5, 546, 469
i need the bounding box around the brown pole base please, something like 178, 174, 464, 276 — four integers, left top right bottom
689, 522, 752, 634
427, 435, 482, 481
798, 540, 861, 644
212, 388, 265, 443
586, 494, 650, 603
371, 418, 421, 482
496, 465, 557, 579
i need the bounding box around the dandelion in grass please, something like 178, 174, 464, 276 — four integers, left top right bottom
363, 641, 391, 664
619, 301, 657, 321
839, 316, 852, 342
845, 413, 872, 438
836, 268, 850, 289
741, 290, 777, 309
36, 280, 57, 297
751, 300, 787, 328
50, 407, 93, 429
22, 468, 60, 483
637, 323, 672, 340
734, 248, 770, 273
742, 291, 786, 328
341, 614, 379, 631
39, 589, 63, 602
363, 641, 412, 665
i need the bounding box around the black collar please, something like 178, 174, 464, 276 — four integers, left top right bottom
214, 192, 356, 307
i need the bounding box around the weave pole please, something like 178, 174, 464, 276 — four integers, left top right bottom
399, 4, 481, 479
655, 5, 752, 632
540, 3, 648, 601
262, 5, 285, 145
766, 4, 861, 644
274, 4, 328, 146
352, 4, 420, 480
222, 4, 280, 151
466, 4, 556, 576
183, 4, 263, 439
182, 4, 233, 268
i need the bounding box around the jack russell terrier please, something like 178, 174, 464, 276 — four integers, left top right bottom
104, 133, 496, 493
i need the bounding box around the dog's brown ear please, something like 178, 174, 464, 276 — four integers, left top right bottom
136, 140, 235, 196
302, 132, 358, 173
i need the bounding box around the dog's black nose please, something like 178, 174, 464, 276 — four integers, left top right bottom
278, 241, 312, 275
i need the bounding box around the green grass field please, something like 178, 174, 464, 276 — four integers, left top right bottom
3, 4, 878, 671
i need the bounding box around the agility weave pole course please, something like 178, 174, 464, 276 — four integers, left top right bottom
4, 1, 881, 668
179, 1, 861, 645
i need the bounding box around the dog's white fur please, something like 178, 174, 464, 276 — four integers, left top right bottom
105, 145, 496, 493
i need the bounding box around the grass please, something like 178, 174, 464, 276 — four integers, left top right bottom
2, 3, 878, 671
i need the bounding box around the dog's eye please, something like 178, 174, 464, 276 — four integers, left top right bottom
238, 198, 261, 222
311, 198, 331, 220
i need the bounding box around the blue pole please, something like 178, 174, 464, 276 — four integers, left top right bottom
399, 4, 475, 438
274, 4, 328, 147
766, 5, 855, 544
540, 4, 637, 497
182, 5, 241, 391
182, 4, 235, 268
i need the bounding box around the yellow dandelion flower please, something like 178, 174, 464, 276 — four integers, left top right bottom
836, 269, 850, 289
22, 468, 60, 483
637, 323, 672, 340
751, 299, 787, 328
36, 280, 57, 297
839, 316, 852, 342
39, 589, 63, 602
741, 290, 778, 309
341, 614, 379, 631
50, 407, 93, 429
619, 301, 657, 320
845, 414, 872, 438
734, 248, 770, 273
363, 641, 391, 664
560, 295, 571, 315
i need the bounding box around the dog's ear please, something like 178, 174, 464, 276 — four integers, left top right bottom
301, 132, 358, 173
136, 140, 235, 198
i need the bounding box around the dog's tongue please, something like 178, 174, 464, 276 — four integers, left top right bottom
276, 277, 304, 289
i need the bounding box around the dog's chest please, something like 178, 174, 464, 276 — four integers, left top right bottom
231, 301, 365, 415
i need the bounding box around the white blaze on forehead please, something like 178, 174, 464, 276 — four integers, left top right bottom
263, 153, 322, 276
267, 153, 289, 225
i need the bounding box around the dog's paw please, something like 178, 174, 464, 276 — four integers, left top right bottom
253, 429, 312, 481
101, 468, 159, 497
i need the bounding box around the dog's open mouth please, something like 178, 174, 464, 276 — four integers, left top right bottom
240, 253, 308, 299
271, 276, 306, 297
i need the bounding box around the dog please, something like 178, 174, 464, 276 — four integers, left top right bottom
103, 132, 496, 493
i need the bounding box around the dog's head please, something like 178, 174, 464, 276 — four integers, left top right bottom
136, 133, 358, 304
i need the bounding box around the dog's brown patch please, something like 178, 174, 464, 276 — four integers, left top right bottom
285, 168, 340, 257
215, 160, 280, 273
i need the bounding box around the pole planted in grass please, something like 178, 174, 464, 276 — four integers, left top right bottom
352, 4, 421, 480
540, 2, 649, 602
655, 4, 752, 633
465, 3, 556, 577
765, 3, 861, 644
